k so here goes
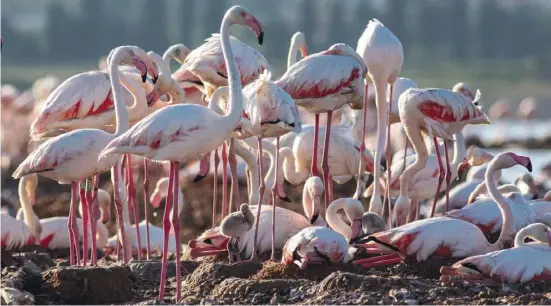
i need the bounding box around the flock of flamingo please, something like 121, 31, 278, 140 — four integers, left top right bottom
1, 5, 550, 302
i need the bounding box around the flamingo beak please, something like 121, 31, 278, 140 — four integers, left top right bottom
458, 158, 470, 174
150, 191, 162, 208
349, 219, 362, 243
193, 154, 211, 182
299, 46, 308, 58
146, 89, 161, 106
132, 57, 148, 83
277, 184, 290, 202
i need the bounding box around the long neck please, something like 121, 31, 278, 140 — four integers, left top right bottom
451, 132, 466, 168
18, 177, 40, 236
371, 78, 389, 204
287, 38, 304, 68
399, 117, 428, 198
95, 222, 109, 248
234, 140, 259, 205
208, 86, 230, 114
325, 199, 352, 239
109, 52, 131, 135
219, 16, 243, 129
279, 147, 310, 185
486, 160, 515, 251
261, 140, 278, 189
119, 72, 147, 113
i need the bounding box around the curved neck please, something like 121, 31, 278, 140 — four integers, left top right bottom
486, 160, 515, 250
18, 177, 39, 233
371, 79, 389, 202
119, 72, 147, 112
325, 198, 359, 239
208, 86, 230, 114
95, 222, 109, 248
219, 15, 244, 129
109, 50, 131, 135
287, 38, 306, 69
399, 119, 428, 198
279, 147, 310, 185
450, 132, 466, 168
234, 140, 259, 205
261, 139, 278, 189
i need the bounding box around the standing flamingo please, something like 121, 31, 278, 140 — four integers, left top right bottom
440, 216, 551, 284
13, 46, 151, 266
277, 43, 366, 212
394, 88, 490, 222
356, 19, 403, 220
452, 82, 476, 101
353, 152, 531, 269
98, 6, 263, 301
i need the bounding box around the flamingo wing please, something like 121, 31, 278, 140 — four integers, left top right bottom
277, 54, 363, 100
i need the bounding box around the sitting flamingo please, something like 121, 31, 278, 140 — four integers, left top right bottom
440, 214, 551, 284
353, 152, 532, 269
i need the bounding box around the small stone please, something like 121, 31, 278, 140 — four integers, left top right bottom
390, 288, 410, 301
0, 287, 34, 305
404, 299, 419, 305
22, 260, 41, 275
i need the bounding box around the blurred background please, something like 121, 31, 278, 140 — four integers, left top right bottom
2, 0, 551, 112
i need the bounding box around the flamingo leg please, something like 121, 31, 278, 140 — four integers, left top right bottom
158, 159, 174, 301
385, 82, 395, 228
212, 149, 219, 226
143, 158, 151, 259
228, 138, 240, 212
171, 161, 182, 302
93, 174, 100, 202
429, 137, 445, 218
68, 181, 79, 265
85, 178, 98, 265
126, 155, 141, 260
328, 174, 334, 204
221, 143, 228, 219
357, 83, 369, 194
443, 140, 452, 213
383, 185, 390, 228
270, 137, 280, 261
116, 239, 121, 261
311, 114, 320, 177
79, 182, 89, 266
353, 253, 402, 265
112, 162, 129, 263
250, 138, 264, 261
322, 111, 333, 213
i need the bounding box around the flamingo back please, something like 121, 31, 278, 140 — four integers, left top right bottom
1, 215, 36, 250
282, 226, 349, 267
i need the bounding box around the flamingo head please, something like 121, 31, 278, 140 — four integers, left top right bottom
500, 152, 532, 172
291, 31, 308, 58
452, 82, 475, 102
166, 44, 191, 65
227, 6, 264, 45
465, 146, 494, 167
107, 46, 159, 84
188, 228, 230, 258
514, 173, 538, 199
150, 177, 169, 209
304, 176, 324, 224
361, 212, 387, 236
146, 88, 161, 106
458, 158, 471, 175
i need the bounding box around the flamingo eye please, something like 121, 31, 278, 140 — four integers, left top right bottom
204, 238, 212, 245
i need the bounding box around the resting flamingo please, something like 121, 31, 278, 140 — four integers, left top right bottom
353, 152, 531, 269
393, 88, 490, 224
13, 46, 153, 266
98, 6, 263, 300
188, 176, 325, 260
356, 19, 404, 220
440, 214, 551, 284
277, 43, 366, 212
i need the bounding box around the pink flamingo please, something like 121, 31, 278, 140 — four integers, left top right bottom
277, 43, 366, 212
518, 96, 538, 120
452, 82, 476, 101
98, 6, 263, 301
440, 214, 551, 284
356, 19, 403, 220
489, 99, 512, 120
393, 88, 490, 222
13, 46, 151, 266
353, 152, 532, 269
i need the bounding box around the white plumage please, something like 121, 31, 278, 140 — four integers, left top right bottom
1, 214, 37, 250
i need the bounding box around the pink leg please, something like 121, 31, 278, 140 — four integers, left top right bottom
429, 137, 445, 218
221, 144, 228, 219
158, 160, 174, 301
68, 181, 79, 265
311, 114, 320, 177
385, 83, 394, 228
171, 161, 182, 302
443, 140, 452, 213
357, 83, 368, 193
383, 185, 390, 228
406, 200, 416, 224
322, 111, 333, 213
212, 149, 219, 226
228, 139, 240, 212
328, 174, 334, 204
126, 155, 141, 260
79, 183, 89, 266
85, 178, 98, 265
113, 162, 130, 263
143, 158, 151, 259
270, 137, 280, 261
116, 240, 121, 261
250, 138, 264, 260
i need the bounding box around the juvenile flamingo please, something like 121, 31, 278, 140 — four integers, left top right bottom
356, 19, 404, 220
277, 43, 366, 212
13, 46, 152, 266
440, 214, 551, 284
353, 152, 532, 269
98, 6, 263, 301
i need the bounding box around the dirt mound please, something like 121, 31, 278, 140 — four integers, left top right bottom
252, 261, 366, 281
211, 277, 312, 304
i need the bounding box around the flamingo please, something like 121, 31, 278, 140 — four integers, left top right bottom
356, 19, 403, 221
393, 87, 490, 225
452, 82, 476, 101
30, 48, 159, 139
518, 96, 538, 120
188, 176, 325, 259
219, 203, 255, 263
353, 152, 532, 269
489, 99, 512, 120
440, 215, 551, 284
98, 6, 263, 300
276, 43, 366, 212
13, 46, 152, 266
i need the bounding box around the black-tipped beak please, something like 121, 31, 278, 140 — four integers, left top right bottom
526, 161, 533, 172
279, 195, 291, 202
258, 31, 264, 46
193, 174, 207, 183
153, 76, 159, 84
141, 74, 147, 83
309, 213, 319, 225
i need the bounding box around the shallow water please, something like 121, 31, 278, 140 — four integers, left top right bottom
463, 119, 551, 144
